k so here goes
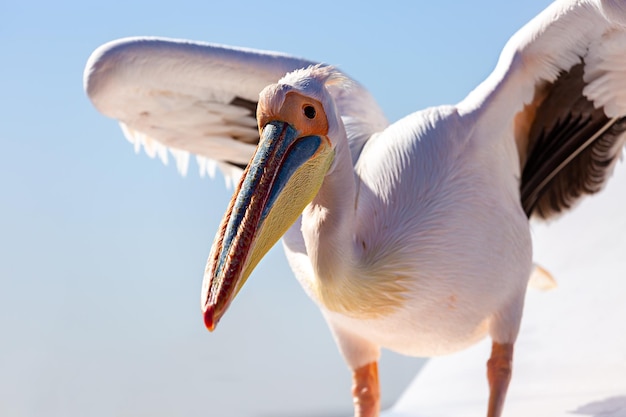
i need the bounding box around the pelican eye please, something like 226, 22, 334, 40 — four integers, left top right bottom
303, 105, 316, 119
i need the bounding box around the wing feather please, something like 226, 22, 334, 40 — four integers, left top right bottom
84, 37, 387, 182
519, 63, 626, 217
457, 0, 626, 219
84, 37, 317, 179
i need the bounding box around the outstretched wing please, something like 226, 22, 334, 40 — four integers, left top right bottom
459, 0, 626, 219
84, 37, 387, 183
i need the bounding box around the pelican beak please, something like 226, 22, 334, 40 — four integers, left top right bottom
201, 120, 334, 331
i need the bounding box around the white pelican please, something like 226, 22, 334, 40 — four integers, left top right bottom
84, 1, 626, 416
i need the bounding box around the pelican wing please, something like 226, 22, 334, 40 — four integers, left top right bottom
459, 0, 626, 219
84, 37, 387, 182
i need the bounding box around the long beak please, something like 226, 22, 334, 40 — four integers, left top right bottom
201, 121, 334, 331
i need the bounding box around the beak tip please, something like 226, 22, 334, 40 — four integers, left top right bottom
203, 304, 217, 332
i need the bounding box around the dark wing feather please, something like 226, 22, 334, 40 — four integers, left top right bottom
520, 63, 626, 219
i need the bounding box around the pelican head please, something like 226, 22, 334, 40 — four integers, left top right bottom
201, 65, 344, 331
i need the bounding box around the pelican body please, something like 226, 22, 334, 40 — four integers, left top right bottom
201, 65, 532, 417
84, 1, 626, 416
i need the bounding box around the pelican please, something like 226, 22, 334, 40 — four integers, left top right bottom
84, 1, 626, 416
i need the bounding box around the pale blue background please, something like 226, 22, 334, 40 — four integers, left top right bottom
1, 1, 550, 416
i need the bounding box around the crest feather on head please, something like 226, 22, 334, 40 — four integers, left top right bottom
279, 64, 351, 90
258, 64, 351, 126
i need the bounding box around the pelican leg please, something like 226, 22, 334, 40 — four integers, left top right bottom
486, 342, 514, 417
352, 361, 380, 417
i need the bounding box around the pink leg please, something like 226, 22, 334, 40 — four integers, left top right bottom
486, 342, 514, 417
352, 361, 380, 417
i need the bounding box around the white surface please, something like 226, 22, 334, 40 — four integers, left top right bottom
385, 161, 626, 416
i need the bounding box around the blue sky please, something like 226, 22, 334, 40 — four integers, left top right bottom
1, 1, 551, 416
